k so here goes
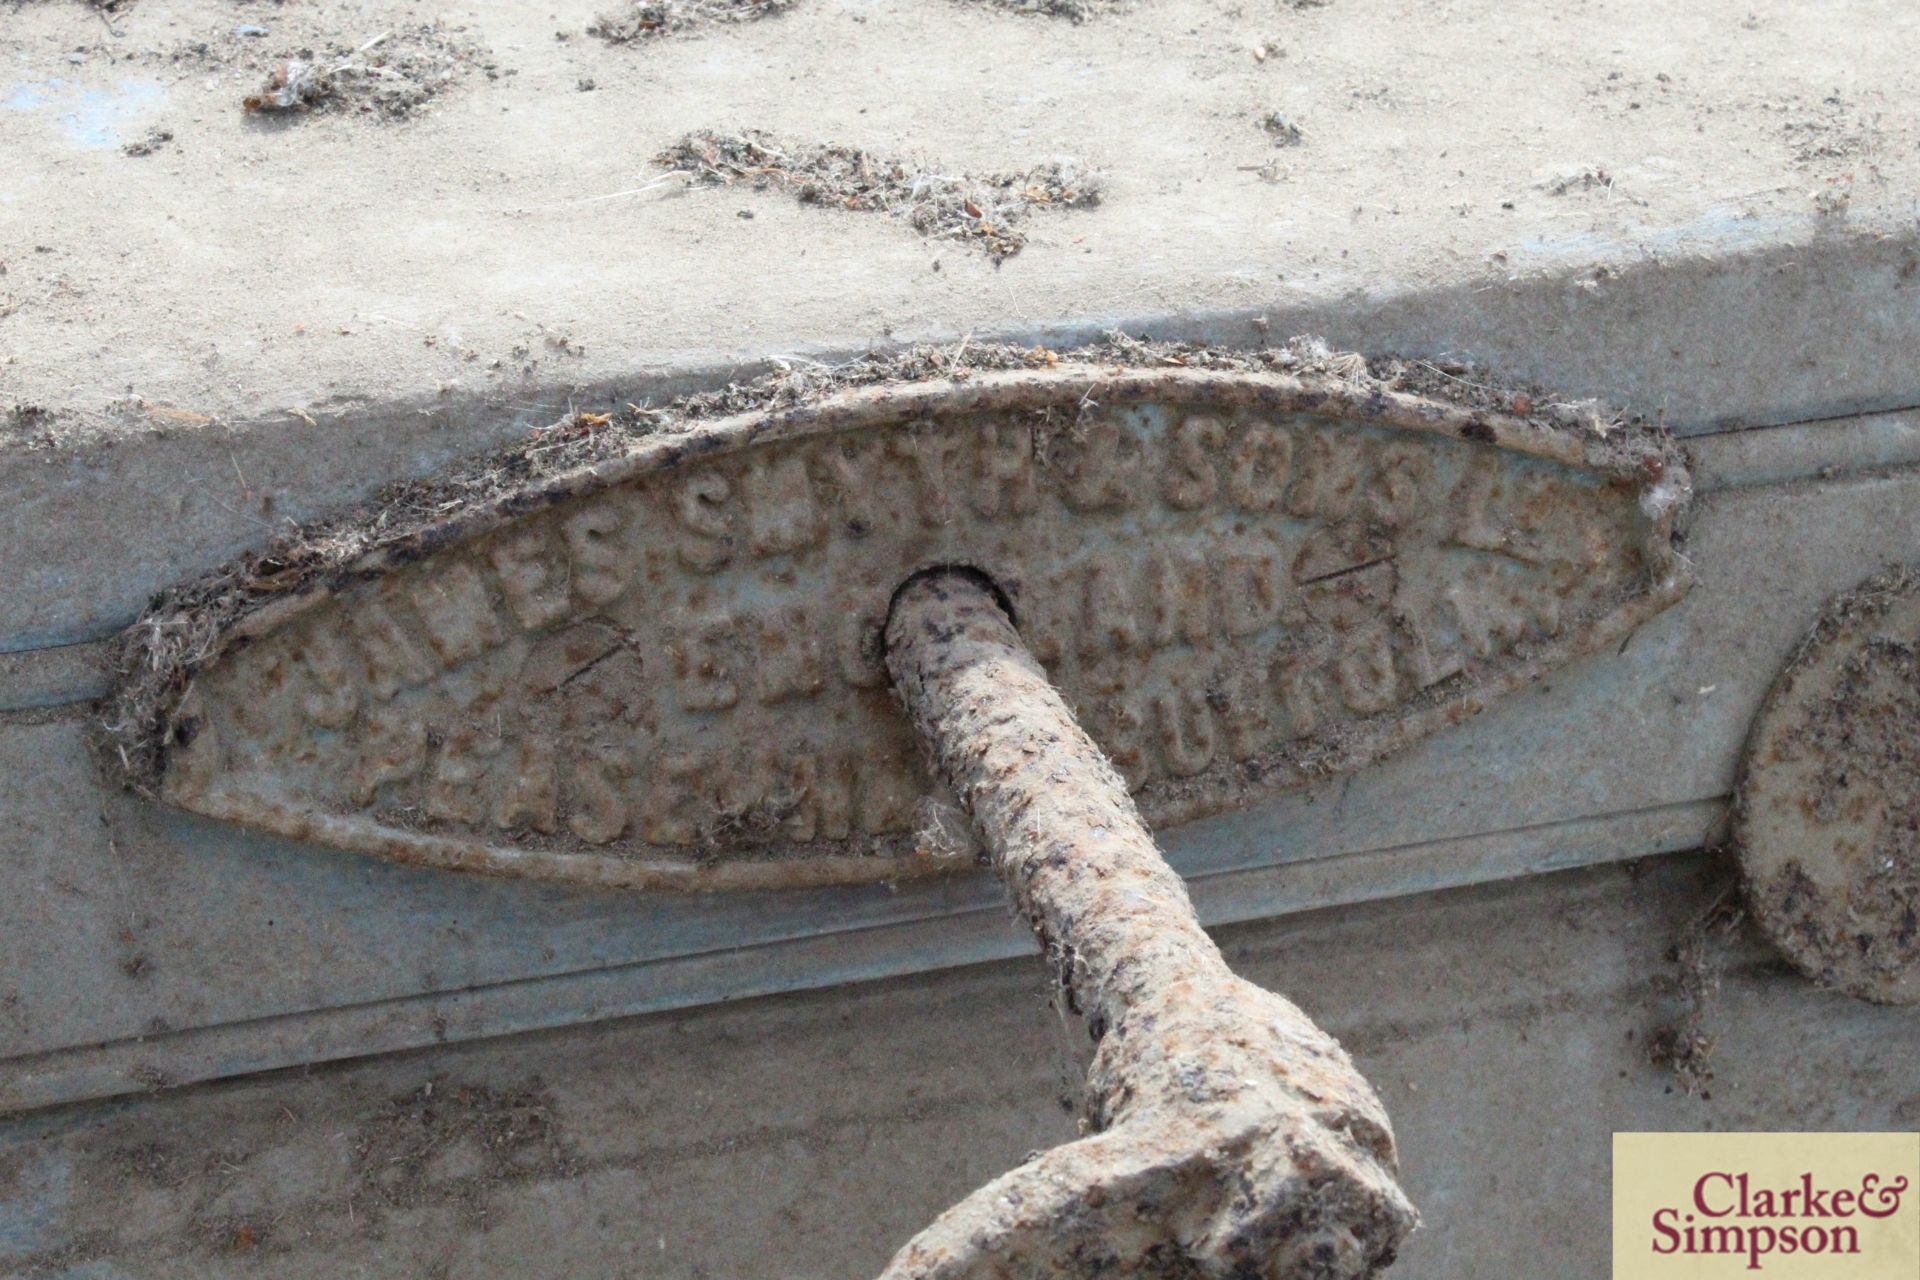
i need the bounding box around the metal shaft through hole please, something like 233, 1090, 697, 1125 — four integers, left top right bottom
879, 568, 1417, 1279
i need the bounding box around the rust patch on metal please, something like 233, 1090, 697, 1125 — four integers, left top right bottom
1735, 566, 1920, 1004
122, 364, 1691, 890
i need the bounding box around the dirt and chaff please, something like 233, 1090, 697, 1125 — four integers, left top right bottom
98, 331, 1663, 794
82, 1075, 576, 1261
1261, 111, 1305, 146
956, 0, 1130, 19
656, 129, 1103, 260
352, 1076, 575, 1222
586, 0, 1124, 30
242, 25, 498, 119
587, 0, 795, 43
120, 127, 173, 156
1647, 878, 1746, 1096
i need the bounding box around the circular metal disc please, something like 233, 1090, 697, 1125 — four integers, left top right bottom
1736, 567, 1920, 1003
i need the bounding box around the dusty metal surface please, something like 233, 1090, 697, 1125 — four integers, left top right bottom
6, 854, 1919, 1280
0, 640, 110, 714
7, 412, 1904, 1117
880, 570, 1413, 1277
123, 366, 1690, 891
1735, 567, 1920, 1004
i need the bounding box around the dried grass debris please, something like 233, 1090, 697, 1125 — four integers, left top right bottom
955, 0, 1128, 19
352, 1076, 575, 1217
1539, 167, 1614, 196
120, 127, 173, 156
1648, 884, 1745, 1096
1783, 92, 1880, 165
656, 129, 1103, 259
1261, 111, 1304, 146
587, 0, 796, 42
242, 26, 497, 120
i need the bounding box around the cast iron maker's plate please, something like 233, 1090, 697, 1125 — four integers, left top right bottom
143, 367, 1692, 890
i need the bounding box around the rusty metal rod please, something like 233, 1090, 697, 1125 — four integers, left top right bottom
881, 568, 1416, 1279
